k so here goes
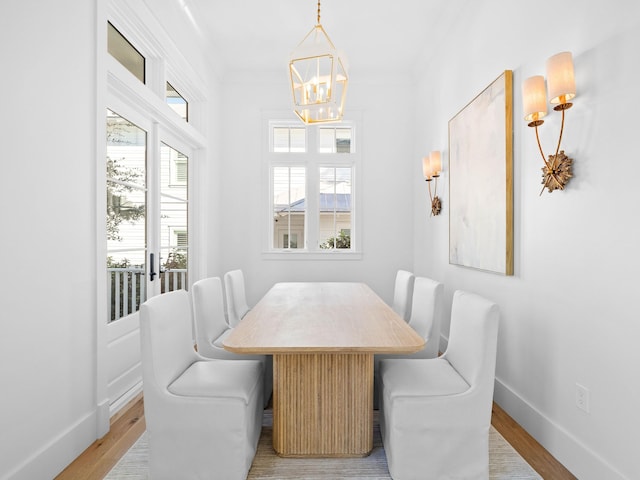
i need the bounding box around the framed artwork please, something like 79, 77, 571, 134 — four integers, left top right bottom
448, 70, 514, 275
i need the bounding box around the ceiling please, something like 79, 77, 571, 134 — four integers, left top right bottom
167, 0, 469, 75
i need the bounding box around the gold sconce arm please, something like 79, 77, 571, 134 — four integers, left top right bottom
426, 177, 442, 216
530, 105, 573, 195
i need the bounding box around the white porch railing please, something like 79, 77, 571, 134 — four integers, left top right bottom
108, 267, 187, 322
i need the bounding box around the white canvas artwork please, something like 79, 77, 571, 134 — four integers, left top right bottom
448, 71, 513, 275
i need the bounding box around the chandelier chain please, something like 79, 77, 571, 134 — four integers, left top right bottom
317, 0, 321, 25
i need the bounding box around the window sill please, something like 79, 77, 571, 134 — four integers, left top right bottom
262, 250, 363, 261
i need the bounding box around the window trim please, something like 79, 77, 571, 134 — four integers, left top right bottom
262, 113, 362, 260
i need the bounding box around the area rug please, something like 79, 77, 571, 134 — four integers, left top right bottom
105, 411, 541, 479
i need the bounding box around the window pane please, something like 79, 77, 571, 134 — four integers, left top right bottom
319, 128, 335, 153
319, 167, 352, 249
106, 109, 147, 321
273, 127, 290, 152
160, 143, 188, 293
273, 166, 306, 248
272, 126, 306, 153
107, 22, 145, 83
290, 128, 306, 152
166, 82, 188, 121
319, 127, 352, 153
335, 128, 352, 153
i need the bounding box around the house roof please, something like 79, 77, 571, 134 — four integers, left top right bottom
277, 193, 351, 213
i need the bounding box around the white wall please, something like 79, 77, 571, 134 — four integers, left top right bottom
215, 72, 416, 304
0, 2, 98, 478
0, 1, 217, 478
412, 1, 640, 479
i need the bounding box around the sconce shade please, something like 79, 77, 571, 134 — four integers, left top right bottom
422, 156, 432, 179
429, 151, 442, 176
546, 51, 576, 105
289, 24, 349, 124
522, 75, 548, 123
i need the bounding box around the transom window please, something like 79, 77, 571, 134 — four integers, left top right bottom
319, 127, 352, 153
166, 82, 188, 121
107, 22, 145, 83
266, 119, 360, 256
272, 126, 306, 153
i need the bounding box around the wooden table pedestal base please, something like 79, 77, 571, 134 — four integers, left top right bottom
272, 353, 374, 457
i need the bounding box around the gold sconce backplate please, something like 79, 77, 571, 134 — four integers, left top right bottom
542, 151, 573, 193
431, 196, 442, 216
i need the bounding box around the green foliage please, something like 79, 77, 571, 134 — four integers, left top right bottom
162, 249, 187, 269
107, 256, 131, 268
319, 231, 351, 249
106, 157, 145, 241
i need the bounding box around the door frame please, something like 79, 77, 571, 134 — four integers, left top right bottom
96, 0, 208, 435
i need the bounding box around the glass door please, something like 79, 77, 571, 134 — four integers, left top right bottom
106, 109, 148, 322
106, 112, 190, 322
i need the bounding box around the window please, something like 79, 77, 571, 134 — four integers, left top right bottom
174, 230, 188, 249
266, 119, 359, 256
171, 151, 188, 185
107, 22, 145, 83
166, 82, 188, 121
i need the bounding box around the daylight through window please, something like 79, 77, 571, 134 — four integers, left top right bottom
267, 120, 358, 254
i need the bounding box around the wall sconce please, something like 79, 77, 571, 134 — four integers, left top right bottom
422, 150, 442, 216
522, 51, 576, 195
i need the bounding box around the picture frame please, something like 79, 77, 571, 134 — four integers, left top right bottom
448, 70, 514, 275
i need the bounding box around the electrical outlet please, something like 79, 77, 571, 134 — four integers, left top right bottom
576, 383, 590, 413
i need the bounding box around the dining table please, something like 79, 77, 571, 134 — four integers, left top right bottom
223, 281, 425, 458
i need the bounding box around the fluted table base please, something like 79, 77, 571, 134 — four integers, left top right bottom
272, 353, 374, 457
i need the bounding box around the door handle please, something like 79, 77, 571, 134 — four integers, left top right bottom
149, 253, 156, 281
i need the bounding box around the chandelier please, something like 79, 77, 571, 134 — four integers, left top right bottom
289, 0, 348, 124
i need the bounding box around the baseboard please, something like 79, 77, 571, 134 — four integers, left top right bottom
97, 397, 111, 438
109, 381, 143, 418
437, 329, 628, 480
2, 388, 143, 480
493, 378, 628, 480
1, 410, 98, 480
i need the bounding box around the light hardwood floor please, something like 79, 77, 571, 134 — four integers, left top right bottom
56, 394, 576, 480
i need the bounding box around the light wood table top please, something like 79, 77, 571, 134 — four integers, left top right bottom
223, 282, 425, 354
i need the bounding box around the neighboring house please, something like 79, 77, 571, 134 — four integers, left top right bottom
274, 193, 352, 248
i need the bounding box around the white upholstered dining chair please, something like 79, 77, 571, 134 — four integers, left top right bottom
140, 289, 264, 480
192, 276, 273, 406
224, 269, 251, 327
379, 290, 500, 480
374, 276, 443, 409
391, 269, 415, 322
